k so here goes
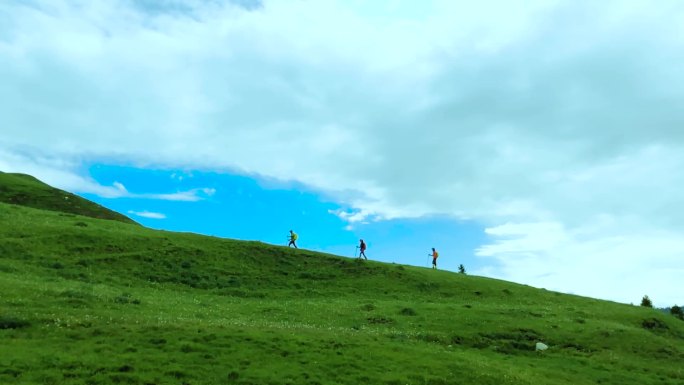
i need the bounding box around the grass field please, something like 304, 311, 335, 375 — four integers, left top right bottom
1, 173, 683, 384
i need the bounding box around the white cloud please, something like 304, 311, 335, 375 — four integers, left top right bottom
1, 0, 684, 305
112, 182, 127, 193
146, 187, 216, 202
0, 149, 215, 201
328, 209, 376, 224
128, 210, 167, 219
475, 220, 684, 306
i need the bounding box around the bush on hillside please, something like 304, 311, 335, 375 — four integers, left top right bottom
641, 295, 653, 308
671, 305, 684, 320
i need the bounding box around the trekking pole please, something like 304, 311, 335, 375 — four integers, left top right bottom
355, 246, 359, 258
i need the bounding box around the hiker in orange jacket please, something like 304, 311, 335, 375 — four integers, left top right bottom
430, 247, 439, 269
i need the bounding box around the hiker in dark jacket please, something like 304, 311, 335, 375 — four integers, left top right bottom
358, 239, 367, 260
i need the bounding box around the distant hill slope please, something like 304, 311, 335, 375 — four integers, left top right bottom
0, 171, 137, 225
0, 174, 683, 385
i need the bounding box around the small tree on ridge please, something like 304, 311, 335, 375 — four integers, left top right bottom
640, 295, 653, 308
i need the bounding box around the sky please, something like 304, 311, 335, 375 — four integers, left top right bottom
1, 0, 683, 307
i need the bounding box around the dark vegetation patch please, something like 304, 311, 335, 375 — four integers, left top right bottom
149, 338, 167, 345
0, 316, 31, 329
417, 282, 439, 292
399, 307, 417, 316
416, 333, 444, 344
367, 316, 395, 325
59, 289, 95, 300
218, 289, 266, 298
449, 335, 464, 345
114, 293, 141, 305
144, 268, 237, 290
0, 264, 17, 273
0, 368, 22, 378
559, 342, 595, 353
477, 328, 543, 354
108, 373, 140, 384
166, 369, 186, 379
180, 343, 198, 353
642, 318, 669, 331
409, 331, 538, 353
76, 259, 90, 267
194, 333, 218, 343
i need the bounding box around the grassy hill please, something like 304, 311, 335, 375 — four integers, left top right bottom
0, 171, 137, 224
0, 177, 683, 384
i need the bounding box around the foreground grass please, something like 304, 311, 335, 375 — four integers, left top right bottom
1, 202, 683, 385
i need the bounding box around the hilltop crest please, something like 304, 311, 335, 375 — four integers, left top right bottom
0, 171, 137, 225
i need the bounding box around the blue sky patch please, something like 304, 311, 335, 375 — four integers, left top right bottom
82, 164, 487, 272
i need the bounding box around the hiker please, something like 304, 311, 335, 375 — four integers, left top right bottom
430, 247, 439, 269
358, 239, 367, 260
288, 230, 298, 248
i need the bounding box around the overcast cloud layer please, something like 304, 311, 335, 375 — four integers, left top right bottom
2, 0, 683, 306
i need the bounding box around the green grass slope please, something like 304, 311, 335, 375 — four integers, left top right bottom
0, 171, 137, 224
1, 202, 683, 385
